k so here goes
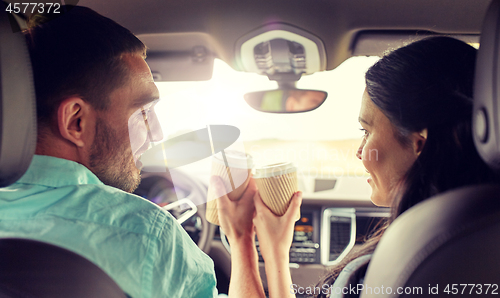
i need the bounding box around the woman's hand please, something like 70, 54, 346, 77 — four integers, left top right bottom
253, 190, 302, 262
253, 190, 302, 298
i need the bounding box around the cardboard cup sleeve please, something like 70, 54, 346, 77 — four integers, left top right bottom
206, 151, 253, 225
254, 162, 299, 218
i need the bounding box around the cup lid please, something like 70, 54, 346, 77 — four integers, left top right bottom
212, 150, 253, 169
253, 161, 297, 178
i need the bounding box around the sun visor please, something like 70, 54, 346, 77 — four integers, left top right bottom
138, 33, 216, 81
473, 0, 500, 170
352, 31, 479, 57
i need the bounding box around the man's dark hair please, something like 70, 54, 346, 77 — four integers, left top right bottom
25, 6, 146, 128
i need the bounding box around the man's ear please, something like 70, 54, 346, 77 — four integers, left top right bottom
411, 128, 428, 156
57, 98, 93, 147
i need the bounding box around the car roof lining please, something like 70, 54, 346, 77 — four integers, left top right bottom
78, 0, 489, 71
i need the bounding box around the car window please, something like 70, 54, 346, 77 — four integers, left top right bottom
153, 56, 379, 180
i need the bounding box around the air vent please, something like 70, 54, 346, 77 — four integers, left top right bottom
321, 208, 356, 265
314, 179, 337, 192
329, 216, 352, 260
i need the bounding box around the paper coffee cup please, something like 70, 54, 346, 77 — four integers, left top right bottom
254, 162, 298, 217
206, 151, 253, 225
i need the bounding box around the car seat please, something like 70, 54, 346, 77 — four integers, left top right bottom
0, 3, 36, 187
0, 238, 126, 298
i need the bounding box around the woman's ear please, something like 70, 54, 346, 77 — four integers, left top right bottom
412, 128, 428, 156
57, 98, 93, 147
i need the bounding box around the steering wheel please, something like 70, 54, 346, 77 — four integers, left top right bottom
134, 169, 215, 253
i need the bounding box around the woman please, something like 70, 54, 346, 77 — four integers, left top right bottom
251, 36, 498, 298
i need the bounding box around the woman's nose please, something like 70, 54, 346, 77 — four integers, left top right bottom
356, 143, 363, 160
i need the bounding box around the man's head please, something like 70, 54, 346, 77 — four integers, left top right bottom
285, 90, 325, 112
26, 6, 162, 192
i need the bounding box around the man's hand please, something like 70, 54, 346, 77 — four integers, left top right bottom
210, 176, 265, 298
213, 176, 257, 245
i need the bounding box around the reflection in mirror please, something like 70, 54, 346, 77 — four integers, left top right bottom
244, 89, 327, 113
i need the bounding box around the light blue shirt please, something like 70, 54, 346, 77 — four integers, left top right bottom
0, 155, 217, 298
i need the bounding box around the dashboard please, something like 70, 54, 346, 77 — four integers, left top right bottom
135, 170, 389, 295
253, 205, 389, 293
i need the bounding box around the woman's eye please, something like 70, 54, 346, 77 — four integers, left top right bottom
359, 128, 369, 138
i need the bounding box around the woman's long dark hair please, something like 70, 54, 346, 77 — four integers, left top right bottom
313, 36, 498, 296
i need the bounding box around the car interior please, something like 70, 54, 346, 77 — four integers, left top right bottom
1, 0, 499, 297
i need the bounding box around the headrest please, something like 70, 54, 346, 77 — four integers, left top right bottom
0, 238, 127, 297
0, 7, 37, 187
474, 0, 500, 170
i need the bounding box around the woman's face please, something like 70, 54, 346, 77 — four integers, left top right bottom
357, 90, 419, 207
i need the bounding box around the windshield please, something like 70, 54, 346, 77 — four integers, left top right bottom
153, 56, 379, 180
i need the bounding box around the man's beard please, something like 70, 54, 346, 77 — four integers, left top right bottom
89, 117, 141, 193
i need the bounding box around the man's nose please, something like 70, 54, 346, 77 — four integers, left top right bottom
149, 112, 163, 142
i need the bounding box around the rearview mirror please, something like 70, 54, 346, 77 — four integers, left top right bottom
244, 89, 327, 113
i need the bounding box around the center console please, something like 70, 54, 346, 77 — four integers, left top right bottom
255, 207, 389, 265
256, 209, 321, 264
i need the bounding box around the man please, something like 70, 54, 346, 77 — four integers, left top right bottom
285, 90, 325, 112
0, 6, 265, 298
